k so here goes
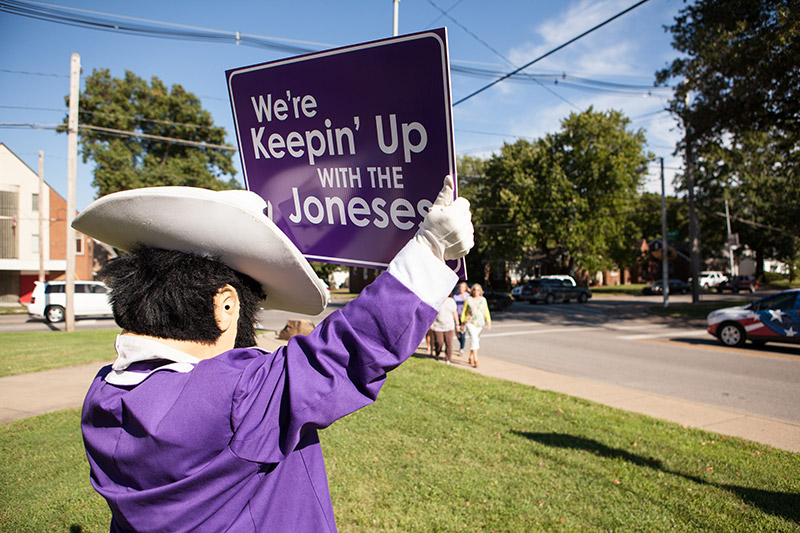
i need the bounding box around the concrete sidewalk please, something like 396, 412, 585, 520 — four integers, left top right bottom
1, 334, 798, 453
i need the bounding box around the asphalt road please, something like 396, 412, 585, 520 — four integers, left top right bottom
480, 294, 800, 425
3, 291, 798, 424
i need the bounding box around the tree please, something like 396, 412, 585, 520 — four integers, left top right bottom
469, 108, 650, 283
66, 69, 239, 197
711, 132, 798, 278
456, 155, 491, 280
631, 192, 688, 247
657, 0, 799, 141
547, 109, 650, 274
657, 0, 799, 277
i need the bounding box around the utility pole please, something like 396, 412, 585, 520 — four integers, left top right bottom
659, 157, 669, 308
37, 151, 45, 283
393, 0, 400, 36
66, 53, 80, 332
724, 199, 736, 275
684, 94, 701, 304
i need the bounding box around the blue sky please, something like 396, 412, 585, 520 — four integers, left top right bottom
1, 0, 685, 210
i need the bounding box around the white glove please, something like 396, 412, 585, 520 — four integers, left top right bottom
414, 176, 474, 262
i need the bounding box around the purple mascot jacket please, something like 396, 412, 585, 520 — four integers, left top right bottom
81, 241, 457, 531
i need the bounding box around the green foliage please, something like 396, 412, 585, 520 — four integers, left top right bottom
658, 0, 800, 276
657, 0, 799, 140
631, 192, 688, 246
309, 261, 346, 284
462, 108, 650, 280
68, 69, 239, 197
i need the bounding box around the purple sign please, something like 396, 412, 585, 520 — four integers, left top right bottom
226, 28, 463, 275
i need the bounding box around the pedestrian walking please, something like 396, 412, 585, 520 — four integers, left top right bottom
460, 283, 491, 368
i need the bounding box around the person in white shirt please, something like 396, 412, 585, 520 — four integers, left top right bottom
431, 294, 459, 364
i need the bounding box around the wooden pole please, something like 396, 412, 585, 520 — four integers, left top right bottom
37, 151, 45, 283
66, 53, 80, 331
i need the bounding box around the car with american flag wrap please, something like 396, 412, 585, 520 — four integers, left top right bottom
707, 289, 800, 347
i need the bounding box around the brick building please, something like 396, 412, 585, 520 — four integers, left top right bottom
0, 143, 106, 304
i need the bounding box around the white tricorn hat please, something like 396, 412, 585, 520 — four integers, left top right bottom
72, 186, 329, 315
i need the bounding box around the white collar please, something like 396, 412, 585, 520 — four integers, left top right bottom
105, 335, 200, 386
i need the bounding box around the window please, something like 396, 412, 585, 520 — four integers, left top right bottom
45, 284, 65, 294
753, 292, 797, 311
32, 193, 39, 212
76, 236, 84, 255
32, 234, 39, 254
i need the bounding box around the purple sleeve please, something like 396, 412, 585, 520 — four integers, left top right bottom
229, 270, 437, 463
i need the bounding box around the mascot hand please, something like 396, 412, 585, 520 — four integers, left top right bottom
414, 176, 474, 261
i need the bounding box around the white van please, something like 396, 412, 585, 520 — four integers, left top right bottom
27, 280, 113, 323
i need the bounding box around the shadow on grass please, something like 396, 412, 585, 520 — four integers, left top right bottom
514, 432, 799, 525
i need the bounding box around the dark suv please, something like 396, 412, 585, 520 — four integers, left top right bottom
716, 275, 758, 294
519, 279, 591, 304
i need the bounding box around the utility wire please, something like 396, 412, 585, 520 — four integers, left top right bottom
451, 65, 668, 93
0, 0, 326, 54
424, 0, 465, 28
1, 2, 664, 101
80, 125, 236, 151
0, 122, 237, 151
425, 0, 579, 109
453, 0, 653, 106
0, 105, 220, 130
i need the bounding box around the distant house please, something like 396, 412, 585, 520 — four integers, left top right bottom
0, 143, 111, 304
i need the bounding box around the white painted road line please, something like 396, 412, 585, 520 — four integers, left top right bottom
489, 322, 544, 329
606, 324, 662, 331
483, 327, 599, 338
617, 330, 708, 340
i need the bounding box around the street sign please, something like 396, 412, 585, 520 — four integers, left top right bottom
226, 28, 462, 275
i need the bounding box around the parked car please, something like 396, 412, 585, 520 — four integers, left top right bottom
716, 275, 758, 293
26, 280, 113, 323
511, 284, 525, 300
541, 274, 577, 286
519, 278, 591, 304
641, 279, 689, 295
482, 288, 513, 311
512, 275, 577, 300
697, 270, 728, 289
707, 289, 800, 347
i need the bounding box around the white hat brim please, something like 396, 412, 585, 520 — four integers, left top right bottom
72, 187, 328, 315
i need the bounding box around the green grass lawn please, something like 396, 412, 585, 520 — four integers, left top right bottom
0, 329, 120, 377
591, 283, 649, 296
0, 305, 27, 315
1, 355, 798, 531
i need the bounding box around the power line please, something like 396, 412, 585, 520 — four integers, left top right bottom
425, 0, 580, 109
1, 104, 225, 131
424, 0, 465, 28
0, 0, 328, 55
80, 124, 236, 151
453, 0, 653, 106
1, 1, 667, 107
451, 64, 668, 97
0, 122, 237, 151
456, 128, 537, 141
0, 68, 68, 78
